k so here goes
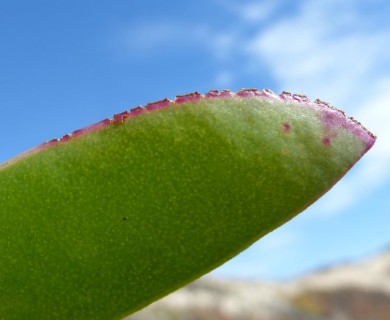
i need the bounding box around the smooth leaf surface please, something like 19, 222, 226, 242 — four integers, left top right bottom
0, 89, 375, 319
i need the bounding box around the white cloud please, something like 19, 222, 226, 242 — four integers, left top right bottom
118, 22, 236, 61
211, 32, 237, 61
246, 3, 390, 106
123, 23, 181, 51
218, 0, 278, 23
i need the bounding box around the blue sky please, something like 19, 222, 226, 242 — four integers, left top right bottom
1, 0, 389, 281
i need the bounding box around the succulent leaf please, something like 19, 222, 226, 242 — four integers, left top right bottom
0, 89, 375, 319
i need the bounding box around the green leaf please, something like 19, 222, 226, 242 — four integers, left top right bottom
0, 89, 375, 319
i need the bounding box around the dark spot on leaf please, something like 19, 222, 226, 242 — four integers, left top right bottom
282, 122, 291, 133
322, 136, 331, 146
123, 217, 128, 221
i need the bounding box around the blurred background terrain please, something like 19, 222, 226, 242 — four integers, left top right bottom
129, 249, 390, 320
1, 0, 389, 318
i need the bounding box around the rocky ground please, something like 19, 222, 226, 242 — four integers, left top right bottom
125, 250, 390, 320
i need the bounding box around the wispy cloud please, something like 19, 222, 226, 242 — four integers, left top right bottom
244, 1, 390, 105
215, 0, 279, 24
117, 22, 237, 61
114, 21, 238, 85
